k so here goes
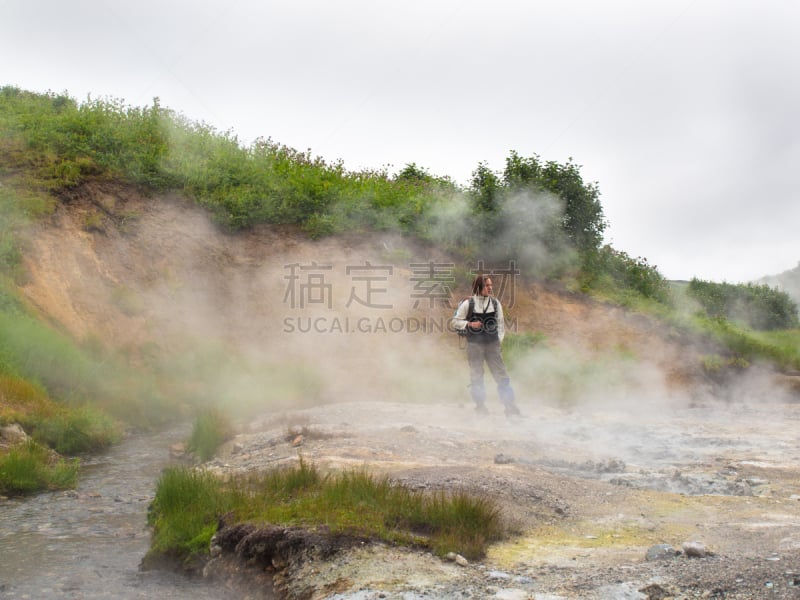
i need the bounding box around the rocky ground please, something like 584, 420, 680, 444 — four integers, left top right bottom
198, 396, 800, 600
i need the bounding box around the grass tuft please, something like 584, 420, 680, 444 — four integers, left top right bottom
147, 461, 506, 566
186, 408, 233, 461
29, 406, 123, 454
0, 440, 79, 495
146, 466, 231, 560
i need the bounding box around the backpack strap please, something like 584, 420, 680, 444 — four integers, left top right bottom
468, 297, 498, 317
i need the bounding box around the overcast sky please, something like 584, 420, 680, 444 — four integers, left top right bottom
2, 0, 798, 282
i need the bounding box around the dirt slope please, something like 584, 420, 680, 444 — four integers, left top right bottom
17, 182, 800, 599
20, 181, 708, 394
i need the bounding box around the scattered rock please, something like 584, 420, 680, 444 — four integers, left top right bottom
645, 543, 679, 561
169, 442, 186, 458
494, 589, 529, 600
744, 476, 769, 487
488, 570, 511, 580
682, 540, 708, 558
0, 424, 28, 445
593, 458, 626, 473
209, 534, 222, 557
494, 454, 515, 464
639, 582, 673, 599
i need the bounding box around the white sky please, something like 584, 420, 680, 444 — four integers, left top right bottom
2, 0, 799, 282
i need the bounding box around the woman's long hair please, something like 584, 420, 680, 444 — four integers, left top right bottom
471, 274, 489, 295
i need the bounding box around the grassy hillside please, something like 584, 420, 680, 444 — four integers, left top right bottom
0, 85, 659, 291
1, 85, 799, 496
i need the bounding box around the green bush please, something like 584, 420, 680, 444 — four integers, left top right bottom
688, 278, 799, 330
2, 86, 676, 308
500, 151, 607, 254
580, 245, 670, 304
0, 87, 174, 189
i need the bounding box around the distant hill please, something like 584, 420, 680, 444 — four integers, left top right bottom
759, 262, 800, 307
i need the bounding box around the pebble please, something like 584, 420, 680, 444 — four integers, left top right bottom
494, 589, 529, 600
682, 541, 708, 558
645, 543, 678, 561
494, 454, 515, 464
487, 570, 511, 580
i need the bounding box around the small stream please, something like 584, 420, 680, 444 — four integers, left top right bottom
0, 425, 257, 599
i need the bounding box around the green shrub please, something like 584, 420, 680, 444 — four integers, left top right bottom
3, 86, 662, 309
580, 245, 670, 304
0, 87, 174, 189
688, 278, 799, 331
503, 152, 607, 254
